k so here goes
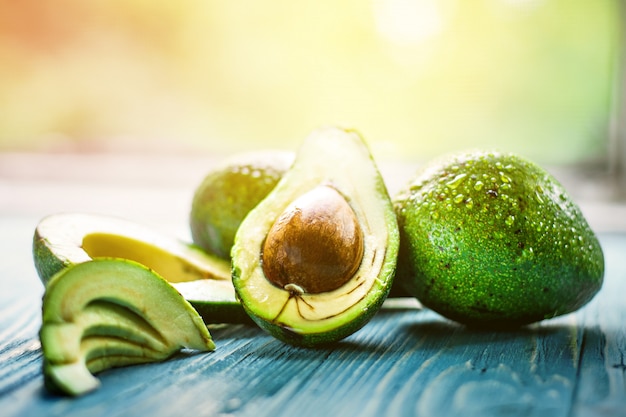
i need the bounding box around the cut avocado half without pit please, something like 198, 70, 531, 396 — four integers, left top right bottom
231, 127, 400, 347
40, 258, 215, 396
33, 212, 249, 324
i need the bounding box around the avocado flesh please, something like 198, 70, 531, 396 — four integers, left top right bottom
33, 212, 247, 325
43, 336, 167, 396
231, 127, 399, 346
40, 258, 215, 396
40, 301, 169, 364
393, 150, 604, 327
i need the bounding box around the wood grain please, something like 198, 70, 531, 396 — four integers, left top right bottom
0, 216, 624, 417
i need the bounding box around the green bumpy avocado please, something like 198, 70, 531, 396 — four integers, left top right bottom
231, 127, 399, 347
190, 151, 294, 259
393, 150, 604, 328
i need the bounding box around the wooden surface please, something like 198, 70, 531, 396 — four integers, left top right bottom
1, 152, 626, 416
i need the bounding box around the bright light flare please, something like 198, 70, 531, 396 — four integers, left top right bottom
373, 0, 444, 44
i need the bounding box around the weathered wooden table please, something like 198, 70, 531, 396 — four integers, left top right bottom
1, 153, 625, 416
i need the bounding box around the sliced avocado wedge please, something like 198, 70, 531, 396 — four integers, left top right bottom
231, 127, 399, 347
32, 212, 247, 325
43, 340, 158, 396
40, 301, 169, 364
40, 258, 215, 396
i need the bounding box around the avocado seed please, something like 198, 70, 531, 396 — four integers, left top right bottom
261, 185, 364, 294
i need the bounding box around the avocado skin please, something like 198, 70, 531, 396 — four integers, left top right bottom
190, 151, 293, 260
189, 298, 254, 326
393, 150, 604, 328
32, 229, 69, 285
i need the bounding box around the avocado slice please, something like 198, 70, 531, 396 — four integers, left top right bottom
40, 301, 169, 363
43, 337, 158, 396
32, 212, 248, 324
40, 258, 215, 396
393, 150, 605, 327
231, 127, 400, 347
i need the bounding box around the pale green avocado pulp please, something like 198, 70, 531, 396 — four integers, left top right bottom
231, 127, 399, 347
393, 150, 604, 328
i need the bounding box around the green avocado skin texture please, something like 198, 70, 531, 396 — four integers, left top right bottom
190, 152, 292, 260
32, 230, 67, 285
393, 150, 604, 328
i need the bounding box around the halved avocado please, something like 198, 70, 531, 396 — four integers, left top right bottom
40, 258, 215, 396
32, 212, 249, 324
231, 127, 399, 347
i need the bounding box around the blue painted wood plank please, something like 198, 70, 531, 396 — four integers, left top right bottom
0, 216, 625, 417
570, 234, 626, 417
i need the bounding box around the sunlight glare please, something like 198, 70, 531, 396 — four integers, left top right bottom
373, 0, 444, 45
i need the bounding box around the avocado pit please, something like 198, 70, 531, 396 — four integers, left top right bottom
261, 185, 364, 294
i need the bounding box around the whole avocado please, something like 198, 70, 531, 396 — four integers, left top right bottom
393, 150, 604, 328
190, 151, 293, 259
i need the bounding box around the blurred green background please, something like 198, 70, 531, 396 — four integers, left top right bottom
0, 0, 623, 164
